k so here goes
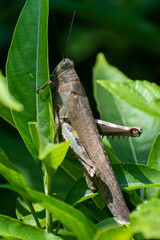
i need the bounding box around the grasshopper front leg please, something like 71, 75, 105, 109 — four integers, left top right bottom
36, 80, 55, 93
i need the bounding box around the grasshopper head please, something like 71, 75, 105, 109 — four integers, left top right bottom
52, 58, 74, 78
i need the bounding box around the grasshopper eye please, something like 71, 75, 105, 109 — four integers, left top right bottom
62, 61, 69, 69
62, 59, 74, 70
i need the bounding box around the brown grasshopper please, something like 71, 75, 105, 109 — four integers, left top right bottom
37, 58, 142, 225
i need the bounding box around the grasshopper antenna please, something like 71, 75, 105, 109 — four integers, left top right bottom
52, 12, 59, 39
66, 11, 76, 58
51, 12, 64, 59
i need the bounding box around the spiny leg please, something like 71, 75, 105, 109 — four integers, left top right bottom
95, 119, 142, 138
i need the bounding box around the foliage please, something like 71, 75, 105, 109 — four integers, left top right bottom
0, 0, 160, 239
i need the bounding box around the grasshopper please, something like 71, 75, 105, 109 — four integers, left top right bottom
37, 58, 142, 225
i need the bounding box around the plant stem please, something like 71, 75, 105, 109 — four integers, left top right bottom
43, 166, 53, 233
25, 198, 41, 228
55, 221, 61, 235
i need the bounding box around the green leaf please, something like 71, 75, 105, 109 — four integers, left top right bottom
94, 225, 131, 240
29, 122, 70, 175
104, 146, 121, 165
65, 177, 98, 206
57, 231, 77, 240
0, 215, 60, 240
96, 218, 119, 229
28, 122, 40, 151
113, 163, 160, 190
145, 133, 160, 199
130, 199, 160, 239
0, 148, 41, 227
6, 0, 51, 162
127, 190, 142, 206
16, 197, 45, 224
0, 71, 20, 127
0, 105, 15, 127
42, 140, 71, 175
0, 129, 43, 191
83, 201, 108, 222
65, 178, 108, 222
98, 80, 160, 119
61, 151, 84, 180
0, 236, 20, 240
147, 133, 160, 170
0, 147, 28, 188
93, 53, 160, 165
0, 71, 23, 112
0, 185, 97, 240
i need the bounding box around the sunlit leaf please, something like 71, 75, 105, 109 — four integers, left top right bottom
0, 185, 97, 240
113, 163, 160, 190
98, 80, 160, 119
94, 225, 131, 240
6, 0, 51, 162
93, 53, 160, 165
0, 71, 23, 112
65, 177, 97, 206
0, 147, 28, 188
130, 199, 160, 239
29, 122, 70, 175
145, 133, 160, 199
0, 215, 60, 240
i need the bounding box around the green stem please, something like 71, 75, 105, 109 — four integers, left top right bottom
43, 166, 53, 233
55, 221, 61, 235
24, 198, 41, 228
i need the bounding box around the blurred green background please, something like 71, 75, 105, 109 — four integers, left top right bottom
0, 0, 160, 217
